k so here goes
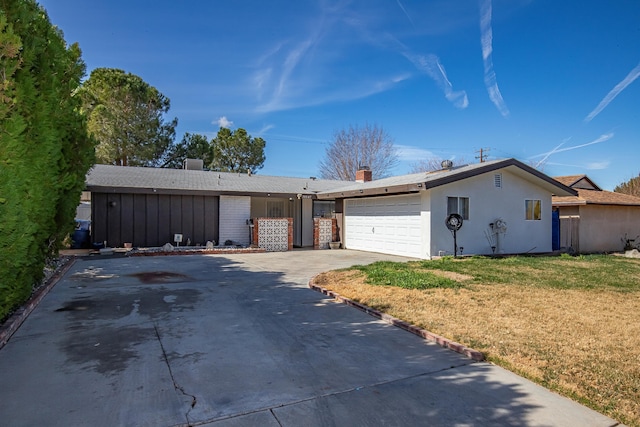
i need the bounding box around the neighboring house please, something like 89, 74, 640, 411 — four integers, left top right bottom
317, 158, 576, 259
552, 175, 640, 253
85, 164, 347, 248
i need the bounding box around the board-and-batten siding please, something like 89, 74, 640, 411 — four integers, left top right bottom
92, 192, 219, 248
219, 195, 251, 245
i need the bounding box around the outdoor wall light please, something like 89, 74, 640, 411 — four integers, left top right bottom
109, 201, 117, 207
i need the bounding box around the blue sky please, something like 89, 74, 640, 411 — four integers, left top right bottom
39, 0, 640, 189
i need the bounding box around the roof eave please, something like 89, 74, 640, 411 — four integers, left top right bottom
552, 200, 587, 206
319, 159, 577, 198
86, 185, 322, 199
317, 183, 423, 199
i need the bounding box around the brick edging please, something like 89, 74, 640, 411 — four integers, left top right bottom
0, 257, 76, 351
308, 276, 485, 362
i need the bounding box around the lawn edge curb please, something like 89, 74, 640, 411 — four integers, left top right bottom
308, 275, 485, 362
0, 257, 76, 351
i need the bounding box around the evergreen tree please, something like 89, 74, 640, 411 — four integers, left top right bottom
210, 128, 266, 173
80, 68, 177, 167
0, 0, 94, 321
162, 133, 212, 169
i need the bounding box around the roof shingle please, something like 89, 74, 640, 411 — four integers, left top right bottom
86, 165, 349, 196
553, 188, 640, 206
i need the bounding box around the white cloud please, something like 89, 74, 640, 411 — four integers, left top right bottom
585, 62, 640, 122
401, 51, 469, 109
255, 73, 411, 113
547, 161, 611, 171
479, 0, 509, 117
215, 116, 234, 128
585, 161, 610, 170
256, 124, 275, 135
395, 144, 436, 161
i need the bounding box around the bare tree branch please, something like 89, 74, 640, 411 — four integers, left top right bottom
319, 123, 398, 180
409, 156, 467, 173
614, 173, 640, 197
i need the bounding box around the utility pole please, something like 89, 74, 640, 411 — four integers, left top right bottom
475, 147, 490, 163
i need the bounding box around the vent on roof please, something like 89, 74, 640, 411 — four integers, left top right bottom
183, 159, 204, 170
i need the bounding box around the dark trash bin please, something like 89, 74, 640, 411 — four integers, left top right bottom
71, 230, 89, 249
71, 220, 91, 249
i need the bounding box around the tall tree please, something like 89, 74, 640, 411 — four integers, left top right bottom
614, 174, 640, 197
80, 68, 177, 166
409, 157, 467, 173
319, 123, 398, 181
0, 0, 94, 320
210, 127, 266, 173
162, 133, 212, 169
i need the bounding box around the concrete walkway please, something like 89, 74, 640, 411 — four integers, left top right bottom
0, 250, 621, 426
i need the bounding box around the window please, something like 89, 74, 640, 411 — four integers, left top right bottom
267, 200, 285, 217
447, 196, 469, 220
525, 199, 541, 220
313, 200, 335, 218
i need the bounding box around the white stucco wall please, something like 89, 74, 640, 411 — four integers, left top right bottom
578, 205, 640, 253
428, 170, 553, 257
420, 191, 432, 259
219, 195, 251, 245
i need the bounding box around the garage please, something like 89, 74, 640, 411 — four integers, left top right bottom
344, 194, 423, 258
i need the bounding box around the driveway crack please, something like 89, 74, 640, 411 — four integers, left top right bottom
154, 323, 197, 425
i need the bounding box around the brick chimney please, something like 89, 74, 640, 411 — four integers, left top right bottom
356, 166, 372, 183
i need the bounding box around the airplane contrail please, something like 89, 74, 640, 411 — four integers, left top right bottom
585, 62, 640, 122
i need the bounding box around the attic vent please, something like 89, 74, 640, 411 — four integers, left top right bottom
441, 160, 453, 169
494, 173, 502, 188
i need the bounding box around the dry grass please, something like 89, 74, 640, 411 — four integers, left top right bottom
313, 255, 640, 426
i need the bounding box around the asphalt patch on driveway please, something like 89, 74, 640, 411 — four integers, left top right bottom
61, 325, 154, 376
129, 271, 192, 284
54, 288, 201, 321
55, 287, 202, 376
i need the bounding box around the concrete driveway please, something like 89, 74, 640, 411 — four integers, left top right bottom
0, 250, 619, 426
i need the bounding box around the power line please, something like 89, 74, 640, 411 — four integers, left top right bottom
475, 147, 490, 162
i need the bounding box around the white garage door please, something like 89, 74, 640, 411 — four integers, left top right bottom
344, 194, 423, 258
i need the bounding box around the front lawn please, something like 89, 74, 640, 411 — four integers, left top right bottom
313, 254, 640, 427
